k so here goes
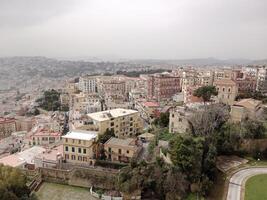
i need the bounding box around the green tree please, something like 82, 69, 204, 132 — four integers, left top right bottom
242, 119, 266, 139
193, 85, 218, 103
153, 112, 170, 127
0, 165, 32, 200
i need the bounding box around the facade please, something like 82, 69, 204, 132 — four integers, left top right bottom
214, 79, 238, 105
104, 137, 142, 163
147, 73, 181, 101
62, 130, 98, 165
230, 98, 263, 122
15, 117, 34, 132
29, 130, 61, 146
256, 66, 267, 93
87, 109, 143, 138
169, 107, 191, 134
34, 145, 63, 169
79, 76, 97, 93
0, 117, 16, 139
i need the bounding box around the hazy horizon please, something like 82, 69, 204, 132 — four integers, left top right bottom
1, 0, 267, 60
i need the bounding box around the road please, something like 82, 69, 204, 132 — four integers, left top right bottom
227, 167, 267, 200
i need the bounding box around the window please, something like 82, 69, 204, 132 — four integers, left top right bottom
78, 148, 81, 153
179, 118, 182, 122
118, 149, 122, 154
72, 139, 75, 144
71, 155, 76, 160
222, 87, 225, 92
110, 122, 114, 126
130, 117, 133, 121
83, 149, 87, 154
78, 156, 82, 161
78, 140, 81, 144
127, 150, 129, 154
65, 154, 69, 160
83, 157, 87, 162
65, 146, 68, 151
72, 147, 75, 152
108, 147, 111, 153
172, 114, 174, 118
228, 88, 231, 92
65, 138, 68, 143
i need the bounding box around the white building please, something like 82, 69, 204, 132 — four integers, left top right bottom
79, 76, 97, 93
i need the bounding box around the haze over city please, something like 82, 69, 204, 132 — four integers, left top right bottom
1, 0, 267, 60
1, 1, 267, 200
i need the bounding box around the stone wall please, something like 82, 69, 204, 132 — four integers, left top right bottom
38, 166, 118, 190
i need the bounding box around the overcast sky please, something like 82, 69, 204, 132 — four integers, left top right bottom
0, 0, 267, 60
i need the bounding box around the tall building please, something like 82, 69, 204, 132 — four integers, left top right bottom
78, 76, 97, 93
87, 108, 143, 138
147, 73, 181, 101
256, 66, 267, 93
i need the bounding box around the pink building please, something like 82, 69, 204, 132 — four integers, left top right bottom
29, 129, 61, 146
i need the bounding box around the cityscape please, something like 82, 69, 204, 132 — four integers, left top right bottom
1, 1, 267, 200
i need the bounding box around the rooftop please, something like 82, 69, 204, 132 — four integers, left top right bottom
234, 98, 262, 109
214, 79, 237, 86
105, 137, 136, 148
87, 108, 138, 122
143, 101, 160, 107
62, 130, 98, 141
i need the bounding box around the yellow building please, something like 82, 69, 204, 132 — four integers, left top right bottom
214, 79, 238, 105
62, 130, 98, 165
87, 109, 143, 138
104, 137, 142, 163
230, 98, 263, 122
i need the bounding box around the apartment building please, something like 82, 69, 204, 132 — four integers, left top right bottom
87, 108, 143, 138
29, 130, 61, 146
0, 117, 16, 139
71, 93, 102, 113
214, 79, 238, 105
62, 130, 98, 165
15, 116, 34, 132
104, 137, 142, 163
147, 73, 181, 101
79, 75, 98, 93
256, 66, 267, 93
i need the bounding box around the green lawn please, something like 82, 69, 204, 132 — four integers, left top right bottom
36, 182, 95, 200
245, 174, 267, 200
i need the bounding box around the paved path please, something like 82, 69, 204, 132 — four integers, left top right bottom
227, 168, 267, 200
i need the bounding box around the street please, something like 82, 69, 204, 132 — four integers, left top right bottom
227, 168, 267, 200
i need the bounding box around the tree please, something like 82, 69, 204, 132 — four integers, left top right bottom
193, 85, 218, 103
0, 165, 32, 200
169, 136, 204, 183
188, 104, 229, 137
242, 119, 266, 139
153, 112, 170, 127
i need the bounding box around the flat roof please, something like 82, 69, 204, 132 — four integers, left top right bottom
105, 137, 136, 148
62, 130, 98, 141
87, 108, 138, 122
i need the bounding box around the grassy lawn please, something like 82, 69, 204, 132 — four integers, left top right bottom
36, 182, 95, 200
245, 174, 267, 200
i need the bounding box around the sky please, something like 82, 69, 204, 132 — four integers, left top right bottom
0, 0, 267, 60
